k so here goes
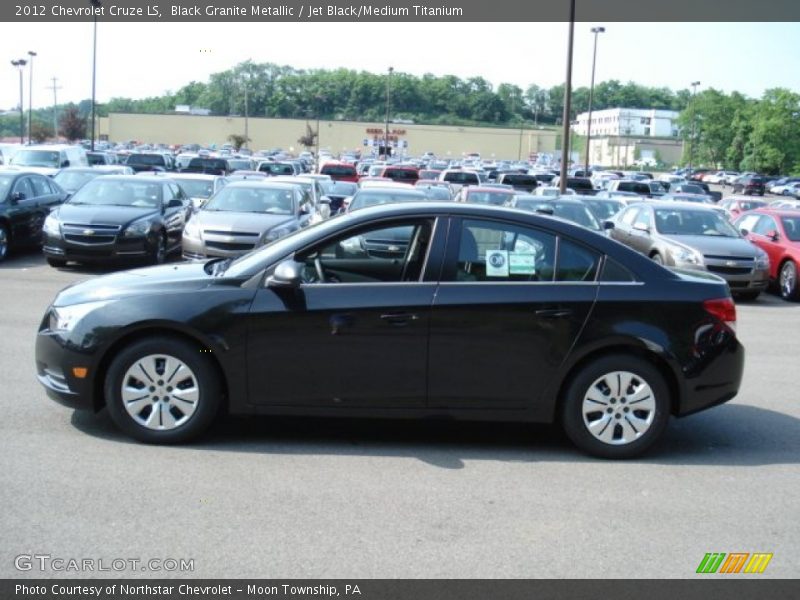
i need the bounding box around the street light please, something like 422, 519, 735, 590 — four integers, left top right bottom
558, 0, 576, 194
27, 51, 37, 145
315, 95, 323, 162
90, 0, 102, 151
384, 66, 394, 160
584, 26, 605, 173
10, 59, 27, 145
688, 80, 701, 170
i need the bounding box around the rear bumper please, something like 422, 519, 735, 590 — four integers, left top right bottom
678, 335, 745, 416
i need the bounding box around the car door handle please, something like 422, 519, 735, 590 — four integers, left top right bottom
380, 312, 419, 326
535, 308, 573, 319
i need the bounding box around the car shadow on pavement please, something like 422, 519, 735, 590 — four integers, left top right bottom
0, 248, 47, 269
70, 403, 799, 469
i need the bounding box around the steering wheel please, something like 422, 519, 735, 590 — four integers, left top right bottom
314, 256, 325, 282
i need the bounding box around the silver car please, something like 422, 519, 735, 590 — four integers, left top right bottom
610, 201, 770, 299
182, 181, 315, 259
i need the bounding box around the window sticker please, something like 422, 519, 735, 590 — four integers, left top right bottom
486, 250, 509, 277
509, 253, 536, 275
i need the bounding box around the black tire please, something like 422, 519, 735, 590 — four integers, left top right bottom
651, 253, 664, 265
46, 257, 67, 268
779, 260, 799, 301
104, 337, 221, 443
150, 233, 167, 265
0, 223, 9, 262
561, 355, 671, 459
735, 290, 760, 302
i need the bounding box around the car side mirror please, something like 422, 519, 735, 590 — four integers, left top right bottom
739, 228, 749, 237
267, 260, 304, 289
766, 230, 779, 242
61, 160, 70, 168
11, 191, 25, 203
603, 220, 615, 230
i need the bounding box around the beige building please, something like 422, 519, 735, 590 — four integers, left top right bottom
586, 136, 684, 168
99, 113, 559, 160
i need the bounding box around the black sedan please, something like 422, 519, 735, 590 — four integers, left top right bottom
42, 175, 192, 267
0, 169, 68, 261
35, 202, 744, 458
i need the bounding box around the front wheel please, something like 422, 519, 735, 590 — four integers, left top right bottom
150, 233, 167, 265
0, 223, 9, 262
779, 261, 799, 301
104, 337, 222, 443
561, 355, 671, 459
47, 257, 67, 268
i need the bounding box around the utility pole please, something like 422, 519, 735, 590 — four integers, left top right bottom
10, 59, 27, 145
584, 26, 605, 173
688, 81, 701, 170
48, 77, 62, 139
558, 0, 576, 194
27, 51, 37, 145
384, 66, 394, 160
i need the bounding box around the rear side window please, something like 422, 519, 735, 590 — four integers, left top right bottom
556, 239, 600, 281
599, 257, 637, 282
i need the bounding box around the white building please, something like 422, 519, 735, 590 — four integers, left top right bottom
572, 108, 680, 138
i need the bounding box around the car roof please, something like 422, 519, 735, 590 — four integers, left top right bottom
638, 201, 719, 211
226, 180, 298, 189
466, 187, 515, 194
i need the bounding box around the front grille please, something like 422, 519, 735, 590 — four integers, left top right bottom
704, 255, 754, 262
64, 234, 116, 245
707, 265, 752, 276
62, 222, 121, 246
203, 230, 259, 237
204, 241, 255, 252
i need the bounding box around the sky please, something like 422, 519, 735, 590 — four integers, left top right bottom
1, 22, 799, 111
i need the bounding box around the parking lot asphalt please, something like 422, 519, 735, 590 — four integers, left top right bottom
1, 249, 798, 579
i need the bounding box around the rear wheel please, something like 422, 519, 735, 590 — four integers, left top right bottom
0, 224, 9, 262
779, 260, 799, 301
561, 355, 670, 459
104, 337, 221, 443
47, 257, 67, 268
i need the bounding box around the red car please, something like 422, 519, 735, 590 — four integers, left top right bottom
320, 161, 359, 183
719, 196, 768, 220
734, 208, 800, 300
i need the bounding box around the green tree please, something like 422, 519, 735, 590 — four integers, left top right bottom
59, 107, 86, 142
740, 88, 800, 174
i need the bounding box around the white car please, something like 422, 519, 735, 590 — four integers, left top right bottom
769, 181, 800, 196
705, 171, 738, 184
534, 186, 575, 197
161, 173, 227, 209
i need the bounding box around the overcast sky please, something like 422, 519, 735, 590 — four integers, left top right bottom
1, 22, 799, 111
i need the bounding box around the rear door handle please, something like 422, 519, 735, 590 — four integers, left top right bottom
535, 308, 573, 319
380, 312, 419, 326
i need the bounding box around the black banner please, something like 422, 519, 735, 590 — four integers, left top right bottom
3, 580, 800, 600
3, 0, 800, 22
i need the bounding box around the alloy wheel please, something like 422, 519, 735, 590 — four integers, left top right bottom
780, 262, 797, 299
581, 371, 656, 445
0, 226, 8, 260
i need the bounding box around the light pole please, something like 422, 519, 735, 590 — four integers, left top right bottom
27, 51, 37, 145
10, 59, 27, 144
315, 95, 323, 162
558, 0, 576, 194
688, 81, 701, 170
90, 0, 102, 151
584, 26, 605, 174
384, 66, 394, 160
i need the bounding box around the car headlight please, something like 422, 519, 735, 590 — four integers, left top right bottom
123, 219, 152, 237
262, 226, 292, 245
755, 249, 769, 270
669, 244, 703, 265
183, 219, 201, 239
43, 214, 61, 236
48, 301, 110, 332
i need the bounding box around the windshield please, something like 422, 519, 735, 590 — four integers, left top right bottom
261, 163, 295, 175
68, 179, 162, 208
53, 170, 99, 191
422, 187, 451, 200
522, 201, 601, 230
176, 179, 216, 198
585, 200, 623, 220
204, 186, 294, 214
127, 154, 165, 166
0, 174, 14, 196
349, 191, 425, 210
781, 216, 800, 242
11, 149, 60, 168
655, 209, 740, 237
328, 182, 358, 196
465, 191, 511, 205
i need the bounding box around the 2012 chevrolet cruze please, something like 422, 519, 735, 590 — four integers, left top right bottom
35, 202, 745, 458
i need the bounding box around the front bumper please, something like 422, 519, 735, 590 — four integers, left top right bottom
35, 327, 97, 411
182, 233, 259, 259
43, 231, 155, 264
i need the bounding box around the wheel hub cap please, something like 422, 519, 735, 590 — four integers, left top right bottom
582, 371, 656, 445
121, 354, 198, 430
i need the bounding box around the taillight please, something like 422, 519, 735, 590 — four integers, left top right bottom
703, 298, 737, 332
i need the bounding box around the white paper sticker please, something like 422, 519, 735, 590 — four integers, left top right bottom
509, 253, 536, 275
486, 250, 509, 277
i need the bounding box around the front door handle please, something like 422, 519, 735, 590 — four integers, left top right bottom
380, 312, 419, 326
535, 308, 573, 319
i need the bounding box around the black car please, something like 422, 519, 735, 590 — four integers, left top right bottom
125, 153, 173, 173
42, 175, 191, 267
183, 157, 231, 176
733, 175, 766, 196
35, 202, 744, 458
0, 170, 68, 261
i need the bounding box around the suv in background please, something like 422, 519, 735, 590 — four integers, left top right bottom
732, 175, 766, 196
320, 162, 359, 183
125, 153, 173, 173
608, 179, 652, 197
183, 157, 231, 176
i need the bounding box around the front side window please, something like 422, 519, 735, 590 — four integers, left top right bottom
752, 215, 778, 236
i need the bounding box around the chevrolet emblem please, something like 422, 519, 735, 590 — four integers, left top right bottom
83, 229, 95, 236
387, 245, 400, 252
726, 260, 737, 267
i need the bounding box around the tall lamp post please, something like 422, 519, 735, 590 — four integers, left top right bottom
559, 0, 576, 194
384, 66, 394, 160
27, 51, 37, 144
90, 0, 102, 151
584, 26, 605, 173
688, 80, 701, 171
10, 59, 27, 144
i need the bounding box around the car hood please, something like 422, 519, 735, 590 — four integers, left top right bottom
662, 234, 758, 257
12, 165, 59, 176
53, 203, 159, 226
52, 262, 220, 307
193, 210, 294, 232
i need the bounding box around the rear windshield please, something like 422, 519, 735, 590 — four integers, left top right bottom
443, 172, 480, 184
189, 158, 228, 169
322, 165, 357, 177
502, 175, 537, 185
259, 163, 295, 175
127, 154, 166, 166
384, 168, 419, 181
